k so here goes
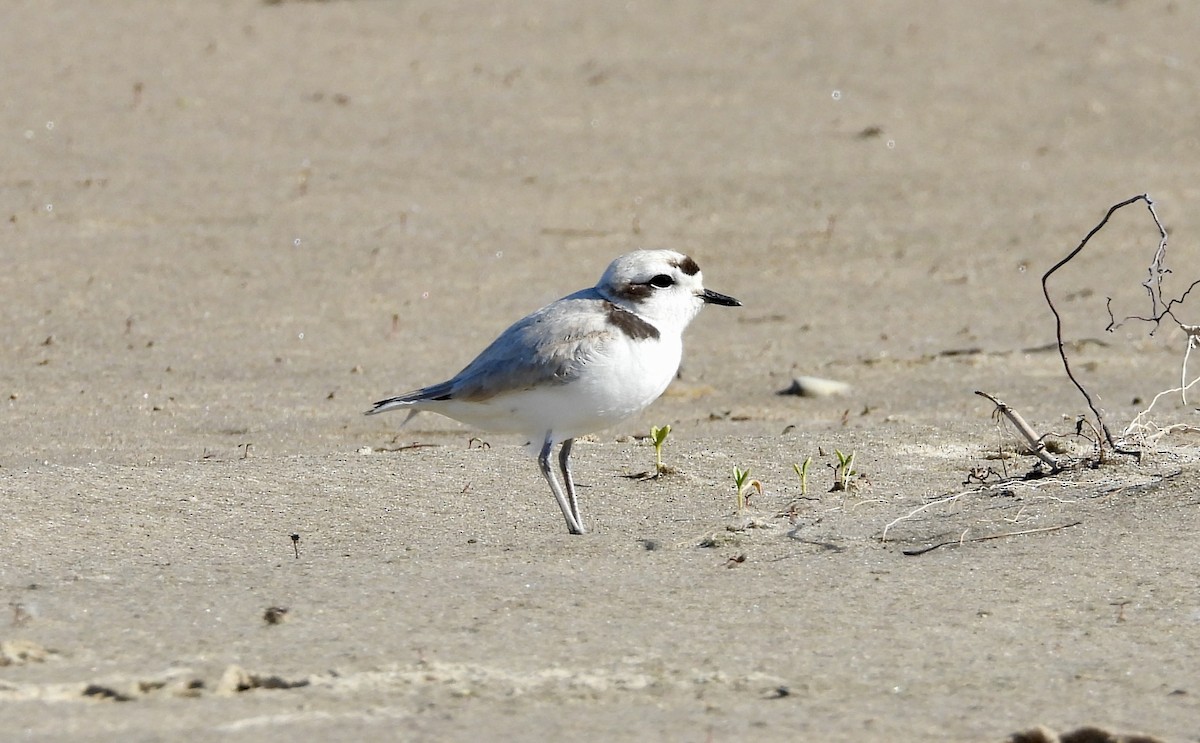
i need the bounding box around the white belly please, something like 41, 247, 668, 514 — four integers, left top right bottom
435, 335, 682, 444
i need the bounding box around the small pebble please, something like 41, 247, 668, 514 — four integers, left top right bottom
778, 376, 851, 398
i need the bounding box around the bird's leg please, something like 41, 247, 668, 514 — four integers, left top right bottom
557, 438, 584, 532
539, 435, 584, 535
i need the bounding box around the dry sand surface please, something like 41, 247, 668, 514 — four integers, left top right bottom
4, 1, 1200, 741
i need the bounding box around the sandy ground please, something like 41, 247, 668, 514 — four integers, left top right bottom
4, 1, 1200, 740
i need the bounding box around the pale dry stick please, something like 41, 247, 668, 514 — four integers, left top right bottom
1125, 421, 1200, 447
902, 521, 1083, 556
1038, 494, 1079, 504
1122, 343, 1200, 443
990, 420, 1010, 479
880, 487, 983, 543
974, 391, 1061, 469
1117, 323, 1200, 446
1149, 423, 1200, 440
1001, 505, 1030, 524
845, 496, 888, 512
1123, 378, 1200, 438
880, 475, 1068, 543
1179, 323, 1200, 405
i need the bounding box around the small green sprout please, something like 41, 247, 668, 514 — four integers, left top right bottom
793, 456, 812, 497
650, 424, 672, 476
732, 466, 762, 511
831, 449, 857, 492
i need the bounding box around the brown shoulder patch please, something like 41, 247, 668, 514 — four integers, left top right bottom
605, 302, 660, 341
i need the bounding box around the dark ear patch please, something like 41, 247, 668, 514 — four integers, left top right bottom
612, 282, 653, 301
606, 302, 660, 340
672, 256, 701, 276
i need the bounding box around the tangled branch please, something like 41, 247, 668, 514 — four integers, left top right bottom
1041, 194, 1185, 459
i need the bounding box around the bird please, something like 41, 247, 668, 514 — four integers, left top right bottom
366, 249, 741, 534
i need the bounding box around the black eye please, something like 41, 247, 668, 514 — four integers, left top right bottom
648, 274, 674, 288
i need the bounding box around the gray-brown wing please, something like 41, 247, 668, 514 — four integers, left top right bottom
444, 292, 616, 402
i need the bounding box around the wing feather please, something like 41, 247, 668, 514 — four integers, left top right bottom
449, 292, 613, 401
366, 290, 615, 414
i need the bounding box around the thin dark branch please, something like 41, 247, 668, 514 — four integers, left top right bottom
1104, 197, 1200, 335
1041, 195, 1150, 458
1108, 277, 1200, 333
1140, 197, 1170, 322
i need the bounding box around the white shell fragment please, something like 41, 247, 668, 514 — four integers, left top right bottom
778, 376, 852, 398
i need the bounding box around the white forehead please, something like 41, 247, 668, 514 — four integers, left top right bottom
600, 250, 702, 284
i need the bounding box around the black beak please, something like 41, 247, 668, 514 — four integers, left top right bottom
701, 289, 742, 307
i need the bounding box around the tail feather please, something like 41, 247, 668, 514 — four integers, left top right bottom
364, 381, 455, 416
364, 397, 413, 416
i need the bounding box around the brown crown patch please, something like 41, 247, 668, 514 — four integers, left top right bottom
670, 256, 700, 275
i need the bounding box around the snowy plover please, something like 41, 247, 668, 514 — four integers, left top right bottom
366, 250, 741, 534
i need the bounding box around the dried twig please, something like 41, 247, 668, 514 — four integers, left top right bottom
901, 521, 1083, 556
1041, 194, 1154, 458
1104, 202, 1200, 335
1044, 195, 1200, 458
1180, 324, 1200, 405
880, 487, 984, 543
376, 442, 439, 453
974, 391, 1060, 469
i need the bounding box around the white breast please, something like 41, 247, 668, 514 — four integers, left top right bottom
434, 332, 681, 446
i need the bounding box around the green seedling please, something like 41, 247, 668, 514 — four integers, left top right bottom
831, 449, 857, 492
732, 466, 762, 511
650, 424, 673, 476
793, 456, 812, 497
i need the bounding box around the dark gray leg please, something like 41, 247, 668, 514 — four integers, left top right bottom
538, 434, 584, 535
558, 438, 583, 532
